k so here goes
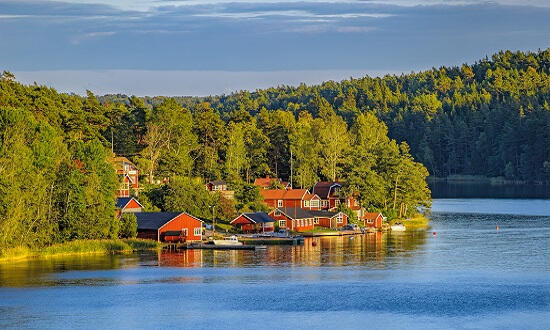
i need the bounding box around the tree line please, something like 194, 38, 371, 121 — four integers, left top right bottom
104, 49, 550, 183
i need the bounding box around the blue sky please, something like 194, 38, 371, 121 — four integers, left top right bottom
1, 0, 550, 95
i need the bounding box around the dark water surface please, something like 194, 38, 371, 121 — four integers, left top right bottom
1, 200, 549, 329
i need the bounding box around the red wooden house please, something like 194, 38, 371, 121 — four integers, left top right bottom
363, 212, 384, 229
115, 197, 143, 217
135, 212, 203, 242
230, 212, 275, 233
308, 210, 348, 229
268, 207, 315, 232
254, 176, 291, 190
260, 189, 321, 210
109, 156, 139, 197
312, 181, 344, 210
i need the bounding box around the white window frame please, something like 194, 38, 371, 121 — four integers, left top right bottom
336, 215, 343, 224
366, 219, 374, 224
314, 218, 319, 224
321, 200, 328, 207
304, 200, 310, 207
274, 210, 281, 216
310, 200, 319, 208
279, 220, 286, 228
334, 199, 340, 207
277, 200, 283, 207
194, 227, 202, 236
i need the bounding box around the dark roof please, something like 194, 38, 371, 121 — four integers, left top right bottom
308, 210, 340, 218
135, 212, 184, 230
274, 207, 313, 219
163, 231, 183, 236
208, 180, 226, 185
312, 182, 342, 199
116, 197, 143, 209
243, 212, 274, 224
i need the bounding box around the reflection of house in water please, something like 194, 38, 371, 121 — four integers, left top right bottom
158, 250, 204, 268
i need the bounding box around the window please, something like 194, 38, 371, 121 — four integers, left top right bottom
277, 200, 283, 207
310, 200, 319, 207
367, 219, 374, 224
334, 199, 340, 207
336, 215, 343, 224
194, 228, 202, 236
279, 220, 286, 228
182, 228, 188, 236
314, 218, 319, 224
274, 210, 281, 216
309, 219, 313, 226
321, 200, 328, 207
304, 200, 309, 207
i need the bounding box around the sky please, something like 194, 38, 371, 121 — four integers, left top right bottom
1, 0, 550, 96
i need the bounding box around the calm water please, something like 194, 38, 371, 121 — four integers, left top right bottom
1, 200, 549, 329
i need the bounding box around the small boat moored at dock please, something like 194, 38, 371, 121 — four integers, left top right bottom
213, 235, 243, 246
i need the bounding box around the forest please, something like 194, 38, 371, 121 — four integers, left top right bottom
1, 49, 549, 251
104, 49, 550, 182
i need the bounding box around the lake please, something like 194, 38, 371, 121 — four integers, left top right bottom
1, 198, 549, 329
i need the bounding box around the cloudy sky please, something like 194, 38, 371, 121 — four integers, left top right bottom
1, 0, 549, 96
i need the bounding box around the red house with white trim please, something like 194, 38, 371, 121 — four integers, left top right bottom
261, 189, 321, 210
363, 212, 384, 229
230, 212, 275, 233
268, 207, 348, 232
135, 212, 203, 242
115, 197, 143, 217
109, 156, 139, 197
312, 181, 345, 210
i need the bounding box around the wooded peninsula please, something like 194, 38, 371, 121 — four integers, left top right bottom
1, 49, 549, 253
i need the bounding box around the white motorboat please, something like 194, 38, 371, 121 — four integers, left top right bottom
213, 235, 243, 246
391, 223, 406, 232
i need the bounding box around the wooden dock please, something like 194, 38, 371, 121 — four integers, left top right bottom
239, 236, 304, 245
301, 230, 362, 237
163, 243, 262, 251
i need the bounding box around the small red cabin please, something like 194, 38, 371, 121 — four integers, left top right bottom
135, 212, 203, 242
115, 197, 143, 217
363, 212, 384, 229
230, 212, 274, 233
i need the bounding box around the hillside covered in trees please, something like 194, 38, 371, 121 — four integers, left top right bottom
104, 49, 550, 183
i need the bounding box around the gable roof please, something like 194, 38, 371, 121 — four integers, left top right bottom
231, 212, 274, 224
364, 212, 383, 220
261, 189, 309, 200
109, 156, 137, 171
135, 212, 202, 230
308, 210, 342, 219
254, 177, 290, 188
272, 207, 313, 220
312, 181, 343, 199
116, 197, 143, 209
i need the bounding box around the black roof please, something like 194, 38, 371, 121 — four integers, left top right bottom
135, 212, 184, 230
275, 207, 313, 219
308, 210, 340, 218
116, 197, 132, 209
243, 212, 274, 223
116, 197, 142, 209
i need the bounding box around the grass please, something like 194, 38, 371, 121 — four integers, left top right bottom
302, 227, 338, 233
0, 238, 161, 263
389, 214, 430, 230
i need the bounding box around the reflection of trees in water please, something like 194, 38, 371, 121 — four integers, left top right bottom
0, 234, 429, 287
0, 254, 138, 287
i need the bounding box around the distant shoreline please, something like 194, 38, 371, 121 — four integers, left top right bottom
428, 175, 549, 186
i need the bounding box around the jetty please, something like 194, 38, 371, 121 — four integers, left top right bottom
301, 230, 362, 237
239, 236, 304, 245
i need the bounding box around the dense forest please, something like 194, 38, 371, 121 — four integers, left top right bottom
1, 49, 549, 251
103, 49, 550, 182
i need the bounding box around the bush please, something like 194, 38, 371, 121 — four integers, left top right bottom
120, 213, 138, 238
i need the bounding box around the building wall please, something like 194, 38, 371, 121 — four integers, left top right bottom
269, 212, 314, 232
159, 213, 203, 241
364, 215, 383, 228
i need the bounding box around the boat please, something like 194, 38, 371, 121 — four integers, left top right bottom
391, 223, 406, 232
213, 235, 243, 246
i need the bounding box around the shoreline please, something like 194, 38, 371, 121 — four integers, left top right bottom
428, 175, 549, 185
0, 239, 162, 263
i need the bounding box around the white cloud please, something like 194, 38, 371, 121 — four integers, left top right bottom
71, 31, 116, 44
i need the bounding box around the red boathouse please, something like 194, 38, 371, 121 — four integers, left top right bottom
230, 212, 275, 233
135, 212, 203, 242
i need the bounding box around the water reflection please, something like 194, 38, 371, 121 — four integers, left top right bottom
0, 232, 428, 287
